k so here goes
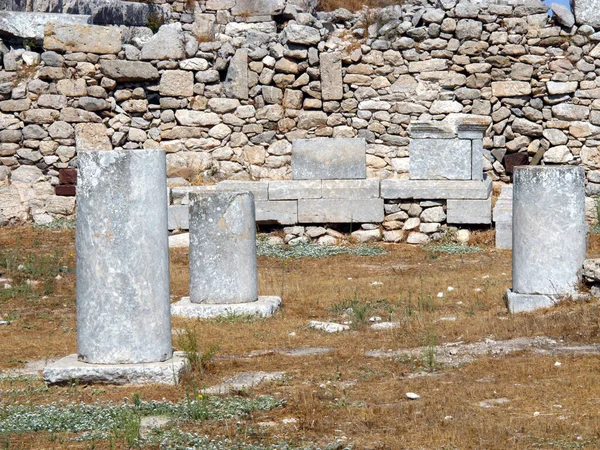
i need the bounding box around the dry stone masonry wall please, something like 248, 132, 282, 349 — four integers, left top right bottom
2, 0, 600, 233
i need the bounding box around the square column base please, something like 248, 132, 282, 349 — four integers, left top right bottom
171, 296, 282, 319
43, 352, 188, 386
506, 290, 558, 313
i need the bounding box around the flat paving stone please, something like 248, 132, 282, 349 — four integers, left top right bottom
203, 371, 286, 395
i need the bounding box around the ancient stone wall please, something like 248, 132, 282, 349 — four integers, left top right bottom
2, 0, 600, 225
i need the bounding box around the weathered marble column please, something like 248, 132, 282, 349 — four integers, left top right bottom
76, 149, 172, 364
171, 190, 281, 319
507, 166, 586, 313
189, 191, 258, 304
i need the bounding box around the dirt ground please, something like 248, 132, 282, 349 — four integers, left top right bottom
1, 226, 600, 449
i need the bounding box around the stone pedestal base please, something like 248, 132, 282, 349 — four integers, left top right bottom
171, 296, 281, 319
43, 352, 188, 386
506, 290, 589, 314
506, 290, 559, 314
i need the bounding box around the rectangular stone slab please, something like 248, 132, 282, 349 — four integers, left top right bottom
44, 23, 122, 54
380, 177, 492, 200
506, 290, 558, 314
446, 198, 492, 224
268, 180, 322, 200
298, 199, 384, 223
410, 139, 472, 180
292, 138, 366, 180
168, 205, 188, 230
217, 180, 268, 200
321, 179, 380, 199
43, 353, 188, 386
172, 296, 282, 319
496, 221, 512, 250
255, 200, 297, 225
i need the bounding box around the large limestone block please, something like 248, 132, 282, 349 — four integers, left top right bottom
224, 48, 249, 100
268, 180, 322, 200
44, 23, 122, 54
321, 179, 380, 199
446, 198, 492, 224
0, 11, 91, 40
217, 180, 268, 200
231, 0, 285, 16
159, 70, 194, 97
410, 139, 472, 180
491, 81, 531, 97
573, 0, 600, 27
281, 23, 321, 45
75, 123, 112, 152
100, 60, 159, 82
292, 138, 366, 180
320, 53, 343, 101
140, 23, 185, 60
255, 200, 298, 225
298, 199, 384, 223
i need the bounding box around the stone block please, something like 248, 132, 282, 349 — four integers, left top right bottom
410, 139, 472, 180
217, 180, 268, 200
55, 185, 76, 196
59, 168, 77, 185
268, 180, 322, 200
496, 221, 512, 250
75, 123, 112, 152
231, 0, 285, 16
292, 138, 366, 180
573, 0, 600, 27
380, 177, 492, 200
255, 200, 297, 225
140, 23, 185, 60
159, 70, 194, 97
491, 81, 531, 97
171, 186, 216, 205
0, 11, 91, 40
100, 60, 159, 82
321, 179, 380, 199
446, 198, 492, 224
171, 296, 281, 319
298, 199, 384, 223
44, 23, 122, 54
506, 290, 559, 314
168, 205, 188, 230
320, 53, 343, 101
43, 352, 188, 386
224, 48, 249, 100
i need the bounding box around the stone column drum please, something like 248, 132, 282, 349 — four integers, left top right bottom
509, 166, 586, 312
189, 191, 258, 304
76, 149, 172, 364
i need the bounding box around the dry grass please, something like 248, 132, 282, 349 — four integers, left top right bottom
317, 0, 402, 12
2, 227, 600, 448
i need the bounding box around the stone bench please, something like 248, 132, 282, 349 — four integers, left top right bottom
167, 177, 493, 230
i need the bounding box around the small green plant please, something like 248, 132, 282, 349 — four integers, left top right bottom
422, 326, 437, 372
257, 241, 388, 259
177, 327, 219, 375
146, 11, 165, 34
427, 243, 483, 255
